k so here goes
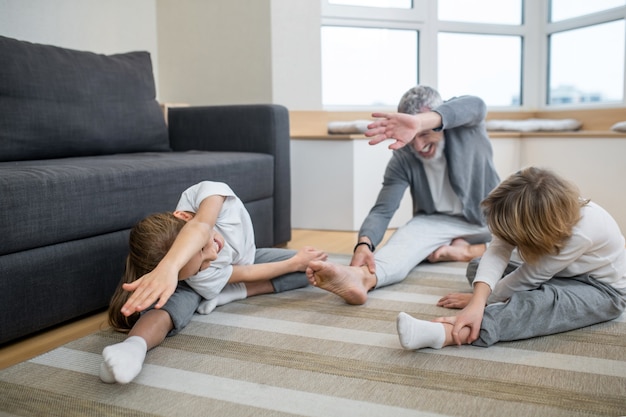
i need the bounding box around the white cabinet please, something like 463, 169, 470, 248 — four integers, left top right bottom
290, 137, 412, 231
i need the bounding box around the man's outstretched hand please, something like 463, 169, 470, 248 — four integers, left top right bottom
365, 112, 418, 150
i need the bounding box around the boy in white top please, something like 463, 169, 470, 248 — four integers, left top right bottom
100, 181, 326, 384
397, 168, 626, 350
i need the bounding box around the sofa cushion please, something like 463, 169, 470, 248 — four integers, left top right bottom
0, 151, 274, 255
0, 36, 170, 162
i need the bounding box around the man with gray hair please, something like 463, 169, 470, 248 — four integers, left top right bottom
306, 85, 500, 305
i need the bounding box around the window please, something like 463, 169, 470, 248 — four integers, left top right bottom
550, 0, 625, 22
321, 26, 418, 107
438, 33, 522, 106
548, 20, 625, 104
328, 0, 411, 8
321, 0, 626, 108
438, 0, 522, 25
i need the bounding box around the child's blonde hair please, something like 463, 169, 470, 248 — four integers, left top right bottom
481, 167, 587, 264
107, 212, 186, 332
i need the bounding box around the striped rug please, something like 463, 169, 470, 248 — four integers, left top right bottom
1, 255, 625, 417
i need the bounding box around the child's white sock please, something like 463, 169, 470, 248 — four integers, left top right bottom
396, 312, 446, 350
196, 282, 247, 314
100, 335, 147, 384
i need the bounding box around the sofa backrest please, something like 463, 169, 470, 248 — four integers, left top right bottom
0, 36, 170, 162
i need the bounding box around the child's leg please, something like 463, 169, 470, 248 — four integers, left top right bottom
396, 312, 471, 350
101, 281, 201, 383
475, 275, 625, 347
197, 248, 313, 314
196, 249, 306, 314
255, 248, 309, 292
100, 309, 172, 384
197, 282, 251, 314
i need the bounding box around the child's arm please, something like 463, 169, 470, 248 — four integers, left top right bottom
490, 234, 589, 303
435, 281, 491, 345
229, 246, 327, 283
121, 195, 225, 316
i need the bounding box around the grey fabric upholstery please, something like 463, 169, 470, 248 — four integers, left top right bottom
0, 151, 274, 255
0, 36, 292, 344
168, 104, 292, 246
0, 36, 170, 161
0, 232, 130, 344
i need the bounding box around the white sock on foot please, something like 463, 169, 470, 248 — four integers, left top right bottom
100, 335, 147, 384
196, 282, 247, 314
396, 312, 446, 350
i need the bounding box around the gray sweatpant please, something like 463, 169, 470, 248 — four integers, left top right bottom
466, 259, 626, 347
158, 247, 308, 335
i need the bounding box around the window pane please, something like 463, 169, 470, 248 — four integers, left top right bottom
328, 0, 412, 8
549, 20, 625, 104
438, 33, 521, 106
551, 0, 625, 22
321, 26, 418, 107
438, 0, 522, 25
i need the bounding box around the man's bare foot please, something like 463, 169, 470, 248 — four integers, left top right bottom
306, 261, 376, 305
427, 239, 486, 263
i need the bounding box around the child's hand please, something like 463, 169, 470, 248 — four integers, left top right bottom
449, 302, 485, 345
120, 266, 178, 316
437, 292, 472, 309
291, 246, 327, 271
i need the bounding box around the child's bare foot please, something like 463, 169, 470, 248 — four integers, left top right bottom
427, 239, 486, 263
306, 261, 376, 305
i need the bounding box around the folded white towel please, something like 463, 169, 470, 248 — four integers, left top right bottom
327, 120, 371, 134
486, 118, 582, 132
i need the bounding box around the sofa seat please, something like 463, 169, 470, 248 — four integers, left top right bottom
0, 151, 274, 256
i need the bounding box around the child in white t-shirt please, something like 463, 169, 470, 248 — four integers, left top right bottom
100, 181, 326, 384
396, 167, 626, 350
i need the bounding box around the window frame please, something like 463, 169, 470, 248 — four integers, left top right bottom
546, 4, 626, 107
320, 0, 626, 109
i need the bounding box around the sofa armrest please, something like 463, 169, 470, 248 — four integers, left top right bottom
167, 104, 291, 246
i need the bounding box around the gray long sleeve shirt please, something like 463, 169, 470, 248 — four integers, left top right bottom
359, 95, 501, 247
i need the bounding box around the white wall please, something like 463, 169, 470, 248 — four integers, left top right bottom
155, 0, 272, 106
491, 136, 626, 234
0, 0, 160, 92
291, 139, 412, 231
269, 0, 322, 110
155, 0, 321, 108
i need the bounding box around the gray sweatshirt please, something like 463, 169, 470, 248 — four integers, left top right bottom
359, 95, 501, 246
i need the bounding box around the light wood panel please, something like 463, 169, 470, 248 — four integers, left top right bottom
0, 229, 394, 369
290, 108, 626, 137
0, 311, 108, 370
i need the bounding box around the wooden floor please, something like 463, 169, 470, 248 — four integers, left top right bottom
0, 229, 394, 370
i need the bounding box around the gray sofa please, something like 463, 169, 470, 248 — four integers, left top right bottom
0, 36, 292, 345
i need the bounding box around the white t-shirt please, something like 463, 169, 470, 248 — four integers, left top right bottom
475, 201, 626, 303
175, 181, 256, 300
416, 138, 463, 216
